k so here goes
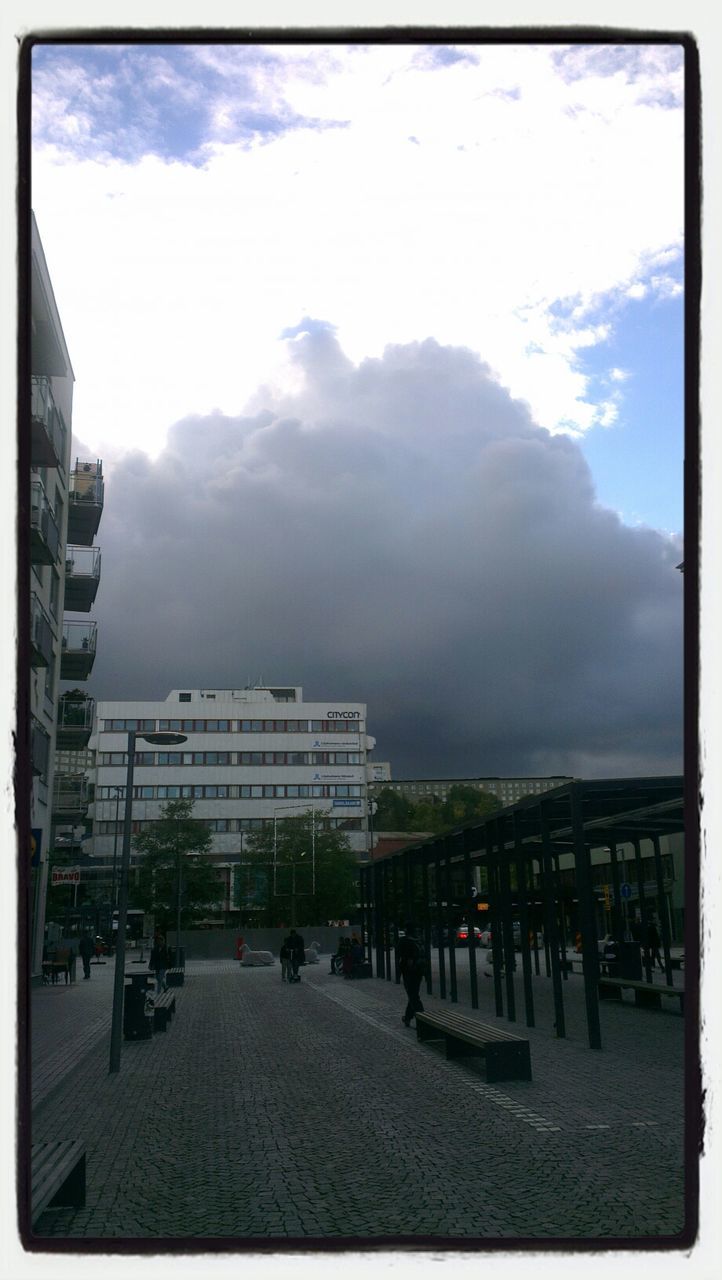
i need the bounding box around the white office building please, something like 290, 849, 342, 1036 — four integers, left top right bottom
89, 687, 375, 915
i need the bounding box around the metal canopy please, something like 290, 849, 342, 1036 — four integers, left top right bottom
367, 777, 684, 867
358, 777, 687, 1053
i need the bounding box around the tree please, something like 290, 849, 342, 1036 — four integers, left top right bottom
372, 788, 416, 832
372, 784, 500, 836
436, 785, 500, 829
237, 810, 359, 927
132, 798, 219, 931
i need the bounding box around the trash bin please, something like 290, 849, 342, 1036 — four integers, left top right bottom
608, 941, 642, 980
123, 983, 154, 1039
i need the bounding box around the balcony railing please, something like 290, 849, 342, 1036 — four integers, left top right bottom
30, 592, 56, 668
68, 460, 104, 545
30, 479, 60, 565
52, 774, 90, 819
64, 545, 101, 612
56, 696, 96, 748
60, 620, 97, 680
31, 375, 68, 469
31, 716, 51, 779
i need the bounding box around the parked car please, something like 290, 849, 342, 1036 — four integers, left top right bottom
455, 925, 482, 947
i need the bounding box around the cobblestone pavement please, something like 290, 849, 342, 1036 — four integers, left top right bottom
26, 948, 690, 1248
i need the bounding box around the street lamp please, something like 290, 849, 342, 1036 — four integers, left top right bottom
109, 786, 122, 918
109, 729, 186, 1074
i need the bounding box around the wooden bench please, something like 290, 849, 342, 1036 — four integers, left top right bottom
152, 990, 176, 1032
598, 976, 684, 1012
31, 1139, 86, 1225
415, 1010, 532, 1082
166, 967, 184, 987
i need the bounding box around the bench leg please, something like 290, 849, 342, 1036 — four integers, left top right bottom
485, 1042, 533, 1083
416, 1022, 443, 1044
634, 989, 662, 1010
48, 1153, 86, 1210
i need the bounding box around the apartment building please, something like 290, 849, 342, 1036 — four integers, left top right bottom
29, 213, 103, 974
371, 775, 574, 807
89, 687, 375, 916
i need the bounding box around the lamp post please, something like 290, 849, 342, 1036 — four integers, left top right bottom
110, 786, 122, 916
175, 816, 183, 968
109, 729, 186, 1074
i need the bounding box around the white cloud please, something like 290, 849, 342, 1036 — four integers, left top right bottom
31, 42, 684, 459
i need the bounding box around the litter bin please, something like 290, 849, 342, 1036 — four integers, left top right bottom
607, 941, 642, 981
123, 979, 154, 1040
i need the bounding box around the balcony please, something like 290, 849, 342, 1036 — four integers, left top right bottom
30, 479, 60, 565
64, 546, 101, 612
60, 620, 97, 680
30, 592, 56, 668
31, 375, 68, 469
56, 695, 95, 749
67, 460, 104, 546
52, 774, 90, 822
31, 716, 51, 779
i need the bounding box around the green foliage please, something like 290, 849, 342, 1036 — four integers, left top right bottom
236, 810, 359, 927
132, 798, 220, 929
373, 784, 500, 835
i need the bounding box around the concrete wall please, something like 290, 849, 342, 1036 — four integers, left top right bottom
166, 925, 361, 960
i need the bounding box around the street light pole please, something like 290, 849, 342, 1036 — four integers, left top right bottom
175, 816, 183, 967
110, 786, 121, 914
109, 729, 187, 1075
109, 729, 136, 1074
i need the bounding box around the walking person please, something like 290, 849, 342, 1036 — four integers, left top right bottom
646, 920, 664, 971
280, 936, 292, 982
285, 928, 305, 982
78, 932, 94, 980
398, 923, 427, 1027
150, 933, 168, 993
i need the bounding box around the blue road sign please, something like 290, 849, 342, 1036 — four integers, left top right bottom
620, 882, 632, 900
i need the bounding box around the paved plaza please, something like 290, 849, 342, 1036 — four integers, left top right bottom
25, 944, 690, 1249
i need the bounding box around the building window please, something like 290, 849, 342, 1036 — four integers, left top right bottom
179, 693, 191, 702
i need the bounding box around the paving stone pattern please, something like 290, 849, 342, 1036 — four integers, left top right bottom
27, 950, 689, 1246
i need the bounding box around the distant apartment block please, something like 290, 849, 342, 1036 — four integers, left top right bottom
29, 213, 104, 975
370, 775, 574, 807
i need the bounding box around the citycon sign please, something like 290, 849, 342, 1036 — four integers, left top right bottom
51, 866, 81, 886
326, 711, 361, 719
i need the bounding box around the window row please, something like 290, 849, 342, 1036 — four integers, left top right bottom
97, 783, 364, 800
101, 718, 363, 735
98, 751, 362, 767
95, 817, 363, 834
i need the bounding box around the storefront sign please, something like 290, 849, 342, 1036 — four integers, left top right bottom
51, 866, 81, 886
332, 799, 362, 807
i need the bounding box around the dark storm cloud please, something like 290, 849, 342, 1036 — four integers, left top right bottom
81, 331, 682, 780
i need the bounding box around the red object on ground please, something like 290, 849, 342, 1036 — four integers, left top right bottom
235, 936, 244, 961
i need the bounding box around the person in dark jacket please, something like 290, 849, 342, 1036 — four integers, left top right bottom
645, 920, 663, 971
78, 933, 94, 980
398, 924, 426, 1026
150, 934, 168, 993
285, 929, 305, 982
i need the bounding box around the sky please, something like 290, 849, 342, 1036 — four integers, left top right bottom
29, 36, 686, 780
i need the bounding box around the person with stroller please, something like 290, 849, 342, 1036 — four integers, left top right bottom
285, 928, 305, 983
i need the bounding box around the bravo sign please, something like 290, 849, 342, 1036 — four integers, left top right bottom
51, 866, 81, 886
